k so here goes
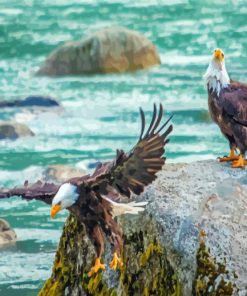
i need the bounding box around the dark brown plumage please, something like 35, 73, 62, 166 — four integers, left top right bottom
0, 180, 59, 203
205, 48, 247, 168
0, 103, 173, 275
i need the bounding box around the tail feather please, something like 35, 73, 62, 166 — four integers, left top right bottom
127, 201, 148, 207
112, 201, 148, 217
102, 195, 148, 217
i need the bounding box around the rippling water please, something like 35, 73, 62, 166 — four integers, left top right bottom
0, 1, 247, 295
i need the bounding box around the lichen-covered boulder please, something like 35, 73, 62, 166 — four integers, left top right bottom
36, 27, 160, 76
0, 122, 34, 140
0, 219, 17, 246
39, 160, 247, 295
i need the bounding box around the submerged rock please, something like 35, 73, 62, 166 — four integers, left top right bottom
0, 96, 59, 108
0, 219, 17, 246
42, 165, 86, 183
0, 122, 34, 140
39, 160, 246, 295
36, 27, 160, 76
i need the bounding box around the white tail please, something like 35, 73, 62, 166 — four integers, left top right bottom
102, 196, 148, 217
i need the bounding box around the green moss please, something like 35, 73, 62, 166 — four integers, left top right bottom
119, 233, 182, 296
84, 272, 116, 296
193, 232, 238, 296
139, 242, 162, 267
39, 214, 183, 295
39, 214, 116, 296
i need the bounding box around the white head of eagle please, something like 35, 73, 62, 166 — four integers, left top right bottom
51, 183, 79, 218
204, 48, 230, 96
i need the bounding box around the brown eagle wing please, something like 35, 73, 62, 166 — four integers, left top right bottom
87, 103, 173, 199
0, 180, 59, 204
220, 81, 247, 127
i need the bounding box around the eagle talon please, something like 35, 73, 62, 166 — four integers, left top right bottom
218, 149, 239, 162
109, 252, 123, 270
88, 257, 105, 277
219, 156, 239, 162
231, 155, 246, 169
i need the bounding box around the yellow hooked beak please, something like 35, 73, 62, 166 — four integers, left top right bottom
214, 48, 224, 62
51, 204, 61, 219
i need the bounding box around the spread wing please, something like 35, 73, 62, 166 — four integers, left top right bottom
220, 81, 247, 127
87, 103, 173, 200
0, 180, 59, 204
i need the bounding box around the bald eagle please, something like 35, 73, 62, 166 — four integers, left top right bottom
204, 48, 247, 168
0, 104, 173, 276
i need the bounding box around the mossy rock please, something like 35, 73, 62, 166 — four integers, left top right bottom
39, 214, 182, 296
36, 27, 160, 76
39, 160, 245, 295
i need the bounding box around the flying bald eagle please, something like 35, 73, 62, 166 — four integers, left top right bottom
204, 48, 247, 168
0, 104, 173, 276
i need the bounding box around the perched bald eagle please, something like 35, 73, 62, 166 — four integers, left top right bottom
0, 104, 173, 276
204, 48, 247, 168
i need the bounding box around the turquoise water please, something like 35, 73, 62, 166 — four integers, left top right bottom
0, 1, 247, 295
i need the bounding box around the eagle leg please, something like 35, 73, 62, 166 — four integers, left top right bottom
218, 148, 239, 162
88, 225, 106, 277
109, 229, 123, 270
88, 257, 106, 277
109, 252, 123, 270
231, 154, 247, 169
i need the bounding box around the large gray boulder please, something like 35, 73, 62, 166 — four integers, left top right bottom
0, 219, 17, 246
0, 122, 34, 140
42, 164, 86, 183
36, 27, 161, 76
39, 160, 246, 296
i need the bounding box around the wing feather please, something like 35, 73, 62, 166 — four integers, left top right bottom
220, 81, 247, 126
143, 103, 157, 138
0, 181, 59, 204
150, 103, 163, 134
139, 108, 146, 141
88, 103, 173, 199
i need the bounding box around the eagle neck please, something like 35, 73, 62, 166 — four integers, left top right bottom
204, 60, 230, 97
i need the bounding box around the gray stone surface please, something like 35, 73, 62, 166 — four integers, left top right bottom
0, 122, 34, 140
0, 219, 17, 246
36, 27, 160, 76
115, 160, 247, 295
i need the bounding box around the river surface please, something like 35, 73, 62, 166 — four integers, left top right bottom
0, 1, 247, 295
